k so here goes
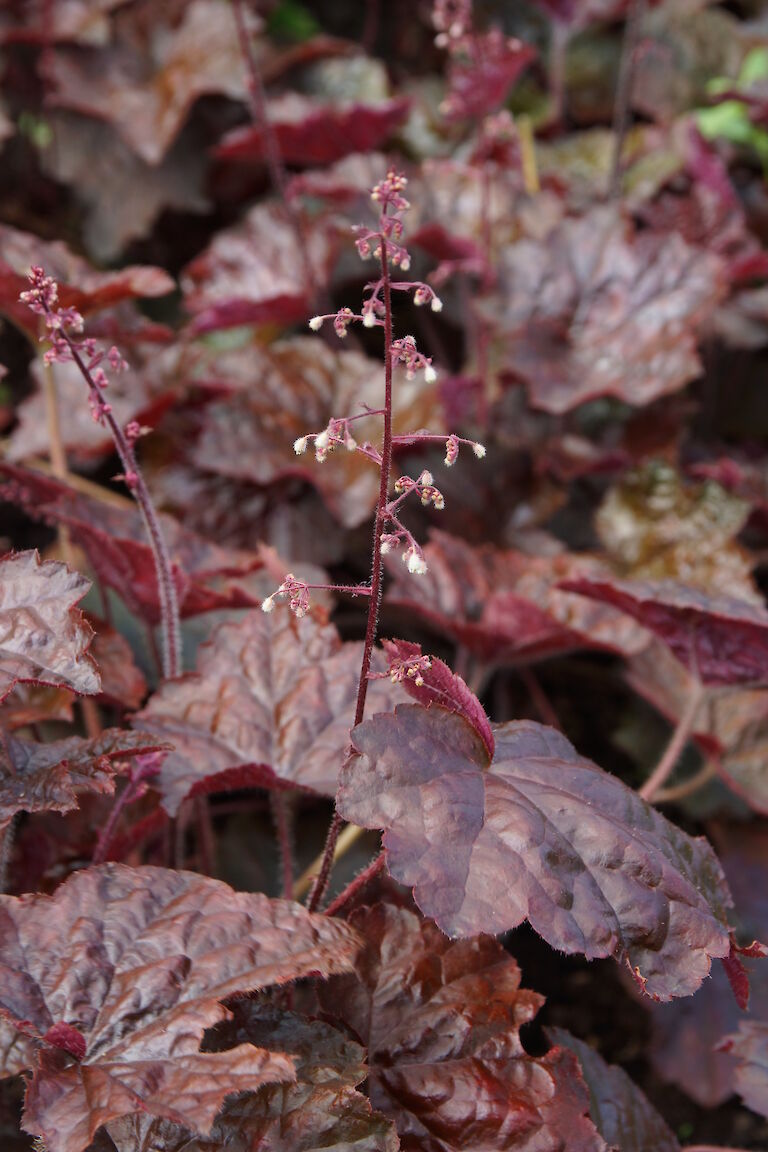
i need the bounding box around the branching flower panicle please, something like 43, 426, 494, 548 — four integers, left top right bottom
265, 170, 487, 621
20, 266, 182, 680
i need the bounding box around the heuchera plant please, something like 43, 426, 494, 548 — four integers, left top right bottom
2, 1, 768, 1151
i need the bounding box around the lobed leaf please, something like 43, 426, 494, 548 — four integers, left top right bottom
491, 206, 726, 414
134, 607, 401, 815
320, 903, 605, 1152
548, 1029, 680, 1152
561, 574, 768, 685
0, 465, 260, 624
0, 728, 168, 832
187, 336, 439, 528
386, 530, 648, 664
216, 93, 410, 167
101, 1004, 397, 1152
0, 551, 100, 703
339, 706, 732, 999
723, 1020, 768, 1119
0, 863, 360, 1152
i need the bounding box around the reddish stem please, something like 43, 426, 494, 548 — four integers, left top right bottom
608, 0, 646, 198
93, 778, 142, 865
231, 0, 319, 303
66, 340, 182, 680
639, 680, 705, 802
307, 236, 395, 913
324, 852, 386, 917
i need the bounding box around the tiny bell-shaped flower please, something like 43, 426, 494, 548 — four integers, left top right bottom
293, 436, 308, 455
444, 434, 460, 467
472, 441, 487, 458
424, 363, 437, 384
261, 595, 275, 613
404, 545, 428, 575
308, 316, 324, 331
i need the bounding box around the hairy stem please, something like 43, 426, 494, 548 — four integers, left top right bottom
294, 822, 364, 900
231, 0, 318, 303
41, 347, 101, 738
608, 0, 646, 198
639, 680, 705, 802
66, 341, 182, 680
324, 852, 386, 917
307, 237, 395, 912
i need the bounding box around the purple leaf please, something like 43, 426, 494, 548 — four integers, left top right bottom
339, 706, 732, 999
561, 575, 768, 685
0, 863, 360, 1152
320, 903, 605, 1152
134, 607, 401, 816
0, 551, 100, 703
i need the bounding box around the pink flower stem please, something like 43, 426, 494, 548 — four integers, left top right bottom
307, 235, 395, 913
609, 0, 646, 198
323, 852, 386, 917
639, 679, 705, 802
93, 777, 142, 864
65, 340, 182, 680
231, 0, 319, 304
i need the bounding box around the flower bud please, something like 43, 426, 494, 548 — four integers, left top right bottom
308, 316, 324, 331
472, 442, 487, 458
293, 436, 308, 455
261, 596, 275, 613
424, 364, 437, 384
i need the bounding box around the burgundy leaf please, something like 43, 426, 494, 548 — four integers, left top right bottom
88, 620, 147, 711
0, 465, 260, 624
340, 706, 732, 999
0, 863, 360, 1152
491, 206, 726, 414
547, 1029, 680, 1152
382, 638, 494, 759
39, 111, 209, 262
188, 336, 440, 529
386, 530, 648, 664
8, 351, 176, 467
102, 1005, 397, 1152
0, 727, 168, 832
40, 0, 260, 165
0, 684, 76, 732
320, 903, 605, 1152
722, 1021, 768, 1120
0, 551, 100, 703
180, 203, 337, 333
648, 821, 768, 1107
561, 575, 768, 685
443, 30, 536, 121
134, 607, 401, 816
0, 223, 173, 339
216, 93, 410, 167
0, 1, 126, 44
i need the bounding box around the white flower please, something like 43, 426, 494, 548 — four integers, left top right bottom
293, 436, 308, 455
308, 316, 324, 331
363, 311, 376, 328
472, 442, 486, 458
431, 295, 443, 312
261, 596, 275, 613
315, 429, 330, 452
405, 548, 428, 575
424, 364, 437, 384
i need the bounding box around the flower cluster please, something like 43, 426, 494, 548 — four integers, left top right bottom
261, 168, 487, 618
20, 266, 128, 427
261, 574, 311, 618
386, 652, 433, 687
